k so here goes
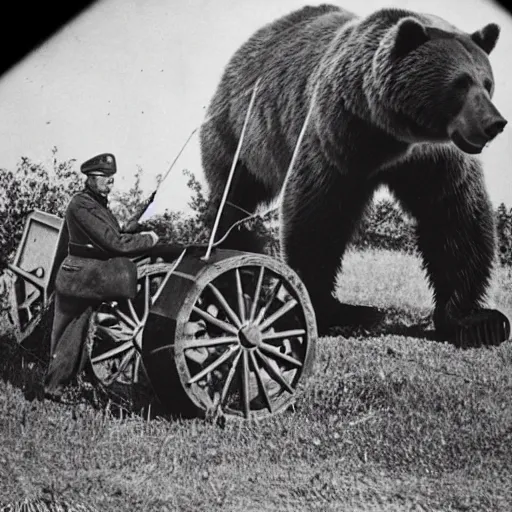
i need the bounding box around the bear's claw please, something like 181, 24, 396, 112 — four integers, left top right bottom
454, 309, 511, 348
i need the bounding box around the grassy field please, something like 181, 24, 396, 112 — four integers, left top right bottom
1, 249, 512, 511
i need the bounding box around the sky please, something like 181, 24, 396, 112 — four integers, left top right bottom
1, 0, 511, 221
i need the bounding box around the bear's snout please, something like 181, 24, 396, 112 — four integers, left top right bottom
484, 115, 507, 141
448, 89, 507, 154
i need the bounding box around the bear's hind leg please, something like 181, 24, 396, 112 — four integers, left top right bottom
386, 151, 510, 347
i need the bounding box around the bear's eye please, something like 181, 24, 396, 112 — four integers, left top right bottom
483, 78, 493, 94
453, 74, 472, 91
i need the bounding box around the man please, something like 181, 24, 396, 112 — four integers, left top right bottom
44, 153, 159, 401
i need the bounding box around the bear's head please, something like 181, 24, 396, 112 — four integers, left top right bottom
370, 14, 507, 154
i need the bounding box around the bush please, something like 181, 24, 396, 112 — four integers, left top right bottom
0, 148, 80, 270
352, 199, 417, 254
496, 202, 512, 267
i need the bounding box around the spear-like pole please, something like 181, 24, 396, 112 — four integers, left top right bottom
125, 127, 198, 230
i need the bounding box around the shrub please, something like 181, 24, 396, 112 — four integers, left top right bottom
496, 202, 512, 267
0, 148, 80, 270
352, 199, 417, 254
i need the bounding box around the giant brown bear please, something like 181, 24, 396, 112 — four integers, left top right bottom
199, 4, 510, 345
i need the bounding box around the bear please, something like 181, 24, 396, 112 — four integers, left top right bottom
199, 4, 509, 346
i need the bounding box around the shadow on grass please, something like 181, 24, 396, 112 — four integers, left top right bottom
327, 306, 440, 342
0, 320, 186, 422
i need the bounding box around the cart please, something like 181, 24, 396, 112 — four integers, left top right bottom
4, 209, 317, 420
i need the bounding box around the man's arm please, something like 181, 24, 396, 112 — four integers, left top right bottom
69, 196, 159, 255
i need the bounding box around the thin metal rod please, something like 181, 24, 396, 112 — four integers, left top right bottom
204, 77, 261, 260
277, 92, 316, 203
150, 249, 187, 306
161, 129, 198, 186
210, 84, 318, 251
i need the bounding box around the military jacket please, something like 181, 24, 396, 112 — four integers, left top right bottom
65, 186, 156, 258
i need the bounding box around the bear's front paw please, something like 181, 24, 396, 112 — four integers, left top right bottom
453, 309, 510, 348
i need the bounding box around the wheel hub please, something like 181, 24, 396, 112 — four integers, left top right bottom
238, 324, 262, 348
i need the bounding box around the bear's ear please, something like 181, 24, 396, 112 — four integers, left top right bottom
392, 18, 430, 58
471, 23, 500, 54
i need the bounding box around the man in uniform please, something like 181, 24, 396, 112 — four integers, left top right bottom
44, 153, 160, 401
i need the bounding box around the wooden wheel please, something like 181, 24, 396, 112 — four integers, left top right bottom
142, 250, 317, 420
87, 262, 176, 390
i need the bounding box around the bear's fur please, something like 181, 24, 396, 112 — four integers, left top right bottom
199, 5, 508, 342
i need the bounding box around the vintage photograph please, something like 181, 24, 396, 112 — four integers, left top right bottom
1, 0, 512, 510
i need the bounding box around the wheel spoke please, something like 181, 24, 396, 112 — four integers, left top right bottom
192, 306, 239, 335
126, 298, 139, 324
148, 336, 238, 356
262, 328, 306, 341
112, 306, 138, 329
91, 341, 133, 364
235, 269, 246, 323
242, 350, 250, 419
258, 298, 298, 331
255, 279, 281, 324
181, 336, 239, 350
133, 352, 141, 383
260, 342, 303, 367
249, 350, 273, 413
104, 348, 136, 386
255, 349, 294, 394
207, 283, 242, 328
220, 350, 242, 405
95, 324, 134, 344
249, 266, 265, 322
187, 345, 240, 384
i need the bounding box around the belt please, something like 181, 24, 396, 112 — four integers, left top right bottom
68, 242, 110, 260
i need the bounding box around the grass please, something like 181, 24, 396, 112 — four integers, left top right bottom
1, 249, 512, 511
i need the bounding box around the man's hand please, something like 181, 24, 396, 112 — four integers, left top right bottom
124, 219, 140, 233
141, 231, 159, 246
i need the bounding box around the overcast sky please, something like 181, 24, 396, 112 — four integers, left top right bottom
0, 0, 511, 219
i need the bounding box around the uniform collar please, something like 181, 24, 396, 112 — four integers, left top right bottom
84, 184, 109, 207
